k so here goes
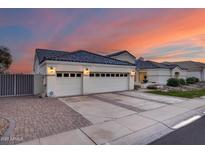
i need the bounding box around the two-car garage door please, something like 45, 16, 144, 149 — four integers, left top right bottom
85, 72, 129, 94
55, 72, 129, 97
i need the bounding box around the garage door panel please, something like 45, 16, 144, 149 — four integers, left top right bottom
55, 73, 82, 97
86, 77, 128, 94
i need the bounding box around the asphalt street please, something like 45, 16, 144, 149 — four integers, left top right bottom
150, 115, 205, 145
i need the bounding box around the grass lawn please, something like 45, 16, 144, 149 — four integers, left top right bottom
147, 89, 205, 98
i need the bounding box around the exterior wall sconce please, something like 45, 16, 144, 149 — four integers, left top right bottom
130, 70, 136, 76
47, 66, 56, 75
83, 68, 90, 76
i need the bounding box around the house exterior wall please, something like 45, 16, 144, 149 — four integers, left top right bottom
33, 74, 44, 95
171, 67, 187, 79
110, 52, 136, 64
187, 71, 202, 80
135, 69, 171, 84
202, 68, 205, 81
147, 69, 171, 84
36, 60, 135, 97
33, 56, 46, 75
135, 67, 188, 85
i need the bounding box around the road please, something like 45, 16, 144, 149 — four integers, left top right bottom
150, 116, 205, 145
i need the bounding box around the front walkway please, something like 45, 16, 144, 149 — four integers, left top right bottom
20, 91, 205, 145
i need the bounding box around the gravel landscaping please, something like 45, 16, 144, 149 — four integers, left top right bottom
147, 81, 205, 92
0, 118, 9, 137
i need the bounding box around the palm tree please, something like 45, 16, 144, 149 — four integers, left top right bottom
0, 46, 12, 73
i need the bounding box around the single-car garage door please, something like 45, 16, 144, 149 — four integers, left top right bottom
55, 72, 82, 96
86, 72, 129, 94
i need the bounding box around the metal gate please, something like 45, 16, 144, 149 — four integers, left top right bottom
0, 74, 35, 97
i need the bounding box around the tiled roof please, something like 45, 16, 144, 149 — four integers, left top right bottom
106, 50, 136, 58
162, 63, 186, 70
163, 61, 205, 71
36, 49, 134, 66
135, 59, 170, 69
135, 59, 186, 70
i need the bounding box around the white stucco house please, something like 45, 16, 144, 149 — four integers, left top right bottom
107, 51, 188, 85
33, 49, 135, 97
33, 49, 205, 97
163, 61, 205, 81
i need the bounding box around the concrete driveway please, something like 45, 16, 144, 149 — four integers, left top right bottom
21, 91, 205, 145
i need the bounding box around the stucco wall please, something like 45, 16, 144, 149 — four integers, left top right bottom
139, 69, 171, 84
135, 67, 189, 85
33, 75, 44, 95
41, 61, 135, 97
187, 71, 202, 80
203, 68, 205, 81
171, 67, 187, 79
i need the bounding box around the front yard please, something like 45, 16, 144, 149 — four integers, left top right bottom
147, 89, 205, 98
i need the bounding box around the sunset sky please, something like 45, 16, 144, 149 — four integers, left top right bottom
1, 8, 205, 73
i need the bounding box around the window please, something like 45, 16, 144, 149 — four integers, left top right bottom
56, 73, 62, 77
95, 73, 100, 77
76, 73, 81, 77
64, 73, 69, 77
70, 73, 75, 77
111, 74, 115, 77
116, 74, 119, 77
120, 74, 123, 77
101, 73, 105, 77
90, 73, 94, 77
124, 74, 128, 77
106, 73, 110, 77
175, 72, 180, 78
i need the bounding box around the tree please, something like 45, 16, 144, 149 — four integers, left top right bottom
0, 46, 12, 73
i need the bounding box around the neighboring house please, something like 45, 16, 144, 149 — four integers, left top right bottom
106, 50, 136, 64
135, 58, 187, 84
33, 49, 135, 97
108, 51, 187, 85
163, 61, 205, 81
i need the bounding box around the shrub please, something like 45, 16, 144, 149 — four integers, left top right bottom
143, 75, 148, 83
134, 85, 140, 90
147, 85, 158, 89
186, 77, 199, 84
194, 78, 199, 83
167, 78, 180, 87
179, 78, 186, 85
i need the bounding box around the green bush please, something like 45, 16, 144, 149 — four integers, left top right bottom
194, 77, 199, 83
147, 85, 158, 89
134, 85, 140, 90
179, 78, 186, 85
167, 78, 180, 87
143, 75, 148, 83
186, 77, 199, 84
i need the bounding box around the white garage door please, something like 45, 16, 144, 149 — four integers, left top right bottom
86, 72, 129, 94
55, 72, 82, 97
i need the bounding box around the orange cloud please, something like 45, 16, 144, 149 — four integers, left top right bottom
4, 9, 205, 73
